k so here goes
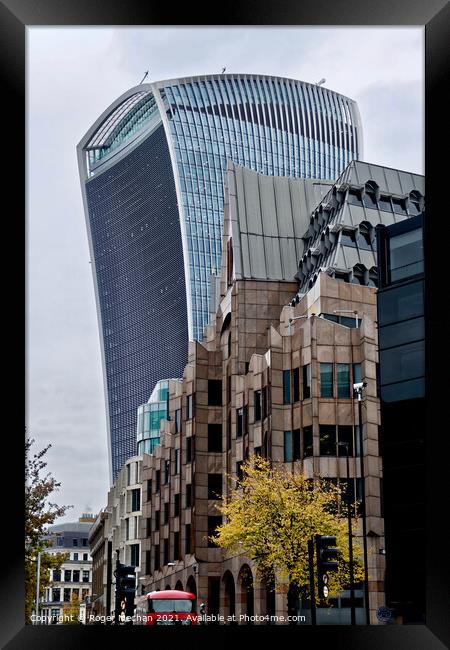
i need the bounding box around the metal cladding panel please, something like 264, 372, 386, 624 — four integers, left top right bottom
279, 238, 298, 280
259, 175, 279, 238
248, 234, 266, 278
235, 166, 248, 235
85, 125, 188, 481
263, 235, 283, 279
243, 167, 262, 233
273, 176, 294, 238
383, 167, 404, 195
240, 233, 251, 278
347, 204, 366, 227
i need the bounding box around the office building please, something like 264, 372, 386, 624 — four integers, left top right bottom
40, 516, 95, 624
77, 74, 363, 481
376, 212, 425, 623
138, 162, 386, 623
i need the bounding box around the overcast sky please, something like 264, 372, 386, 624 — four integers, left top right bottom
26, 26, 424, 524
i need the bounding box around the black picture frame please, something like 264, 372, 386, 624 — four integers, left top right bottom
8, 0, 449, 647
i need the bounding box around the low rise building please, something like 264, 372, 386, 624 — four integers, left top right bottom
40, 515, 95, 624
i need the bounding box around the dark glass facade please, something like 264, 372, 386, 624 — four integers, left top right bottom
85, 126, 188, 480
376, 213, 425, 623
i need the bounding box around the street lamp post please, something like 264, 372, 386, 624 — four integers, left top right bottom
354, 381, 370, 625
338, 441, 356, 625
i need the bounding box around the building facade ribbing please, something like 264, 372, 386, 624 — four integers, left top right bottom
78, 74, 362, 482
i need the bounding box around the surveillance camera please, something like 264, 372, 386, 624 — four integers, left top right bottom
353, 381, 367, 390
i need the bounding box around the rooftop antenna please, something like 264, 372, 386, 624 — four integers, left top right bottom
140, 70, 149, 84
316, 78, 326, 86
221, 67, 226, 74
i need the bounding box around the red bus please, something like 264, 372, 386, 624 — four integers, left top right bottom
135, 590, 198, 625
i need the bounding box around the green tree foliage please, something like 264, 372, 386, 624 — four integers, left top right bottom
211, 456, 364, 602
25, 436, 72, 624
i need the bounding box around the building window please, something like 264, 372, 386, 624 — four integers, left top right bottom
164, 460, 170, 484
283, 369, 291, 404
254, 390, 262, 422
303, 364, 311, 399
186, 484, 192, 508
130, 544, 139, 567
236, 461, 244, 481
320, 425, 337, 456
163, 539, 169, 566
63, 588, 71, 602
208, 474, 222, 499
284, 431, 293, 462
174, 493, 180, 517
186, 394, 194, 420
164, 502, 170, 525
155, 511, 160, 531
293, 428, 301, 461
154, 545, 160, 571
64, 570, 71, 583
392, 197, 407, 215
73, 553, 78, 561
72, 588, 79, 599
131, 488, 140, 512
72, 570, 80, 583
362, 192, 377, 209
303, 427, 313, 458
353, 363, 362, 386
156, 470, 161, 492
227, 413, 232, 450
174, 532, 181, 561
208, 516, 222, 547
337, 363, 350, 398
320, 363, 334, 398
175, 449, 181, 475
82, 571, 90, 583
208, 423, 222, 452
185, 525, 191, 555
186, 436, 193, 463
341, 229, 357, 247
337, 426, 354, 456
208, 380, 222, 406
347, 188, 362, 206
262, 385, 268, 419
83, 553, 88, 561
146, 517, 152, 537
52, 588, 60, 602
236, 408, 243, 438
73, 538, 78, 547
293, 367, 300, 402
82, 538, 87, 547
53, 570, 61, 582
145, 550, 151, 575
175, 408, 182, 433
147, 479, 152, 501
389, 228, 423, 283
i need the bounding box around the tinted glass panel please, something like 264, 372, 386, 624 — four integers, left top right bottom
379, 340, 425, 385
320, 363, 333, 397
380, 377, 425, 402
337, 363, 350, 398
362, 192, 377, 208
378, 281, 424, 326
378, 196, 392, 212
389, 228, 424, 282
392, 198, 407, 215
284, 431, 293, 462
379, 317, 424, 350
347, 189, 362, 206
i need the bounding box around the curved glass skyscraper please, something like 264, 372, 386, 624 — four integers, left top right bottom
77, 74, 362, 481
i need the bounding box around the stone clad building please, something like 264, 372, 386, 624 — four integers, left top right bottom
135, 161, 419, 624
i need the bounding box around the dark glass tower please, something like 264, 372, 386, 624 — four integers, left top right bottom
77, 74, 363, 481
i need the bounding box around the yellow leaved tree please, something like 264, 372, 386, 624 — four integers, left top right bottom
210, 455, 364, 609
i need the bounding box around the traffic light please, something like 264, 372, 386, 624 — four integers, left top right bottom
315, 535, 338, 599
115, 563, 136, 620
